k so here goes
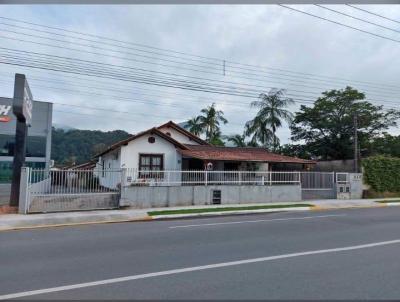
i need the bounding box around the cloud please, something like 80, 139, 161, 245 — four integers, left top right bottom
0, 4, 399, 141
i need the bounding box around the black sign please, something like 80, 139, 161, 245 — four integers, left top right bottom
13, 74, 33, 126
10, 74, 33, 207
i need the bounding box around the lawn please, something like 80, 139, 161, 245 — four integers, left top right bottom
148, 203, 313, 216
376, 200, 400, 203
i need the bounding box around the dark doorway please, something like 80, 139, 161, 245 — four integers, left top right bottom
183, 158, 204, 170
224, 162, 240, 171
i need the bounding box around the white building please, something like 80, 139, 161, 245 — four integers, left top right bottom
94, 121, 314, 189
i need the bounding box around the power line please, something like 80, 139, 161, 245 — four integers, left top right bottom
0, 53, 261, 98
315, 4, 400, 34
0, 78, 318, 113
1, 52, 398, 115
2, 28, 400, 97
346, 5, 400, 25
0, 48, 326, 100
2, 46, 400, 104
279, 4, 400, 44
3, 54, 398, 112
0, 48, 286, 95
0, 15, 221, 64
1, 14, 399, 91
1, 73, 397, 112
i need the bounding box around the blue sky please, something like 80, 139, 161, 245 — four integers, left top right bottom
0, 4, 399, 143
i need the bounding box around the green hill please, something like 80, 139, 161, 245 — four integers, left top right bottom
51, 128, 130, 166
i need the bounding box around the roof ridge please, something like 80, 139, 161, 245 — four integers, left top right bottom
157, 120, 210, 145
93, 126, 189, 158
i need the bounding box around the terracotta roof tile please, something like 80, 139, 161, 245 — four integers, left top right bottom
180, 145, 315, 164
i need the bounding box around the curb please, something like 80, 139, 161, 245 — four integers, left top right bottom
150, 206, 313, 220
1, 202, 395, 231
0, 215, 152, 232
311, 204, 386, 211
382, 202, 400, 207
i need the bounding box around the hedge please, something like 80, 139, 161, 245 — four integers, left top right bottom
362, 156, 400, 192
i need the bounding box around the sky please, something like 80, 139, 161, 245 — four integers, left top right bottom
0, 4, 399, 144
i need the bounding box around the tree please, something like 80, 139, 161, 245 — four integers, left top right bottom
290, 87, 400, 160
224, 134, 247, 147
51, 128, 130, 165
209, 133, 225, 146
366, 134, 400, 158
245, 116, 274, 148
245, 89, 294, 150
198, 103, 228, 143
185, 116, 204, 136
92, 143, 107, 156
278, 143, 312, 159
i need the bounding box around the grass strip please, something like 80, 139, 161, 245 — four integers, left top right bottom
148, 204, 313, 216
376, 199, 400, 203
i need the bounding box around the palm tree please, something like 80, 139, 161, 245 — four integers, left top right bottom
224, 134, 247, 147
246, 89, 294, 150
198, 103, 228, 142
185, 116, 204, 136
245, 116, 275, 148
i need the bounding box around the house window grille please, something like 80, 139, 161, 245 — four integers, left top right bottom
139, 154, 164, 178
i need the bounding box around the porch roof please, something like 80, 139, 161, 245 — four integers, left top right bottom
180, 145, 315, 164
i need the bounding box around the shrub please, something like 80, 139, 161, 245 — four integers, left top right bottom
362, 156, 400, 192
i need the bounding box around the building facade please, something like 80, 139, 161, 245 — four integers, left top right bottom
0, 97, 53, 183
94, 121, 314, 188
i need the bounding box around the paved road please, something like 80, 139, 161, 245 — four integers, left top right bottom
1, 207, 400, 300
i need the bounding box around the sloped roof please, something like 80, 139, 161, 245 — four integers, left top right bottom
180, 145, 315, 164
94, 127, 189, 158
157, 120, 209, 145
68, 160, 97, 170
93, 121, 313, 165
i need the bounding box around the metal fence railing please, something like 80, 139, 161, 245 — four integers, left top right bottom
123, 169, 301, 186
27, 168, 350, 191
29, 169, 122, 196
300, 172, 335, 190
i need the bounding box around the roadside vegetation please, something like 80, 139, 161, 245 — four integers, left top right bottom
376, 200, 400, 203
363, 156, 400, 193
148, 203, 313, 216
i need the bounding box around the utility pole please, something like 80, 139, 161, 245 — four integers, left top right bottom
353, 114, 359, 173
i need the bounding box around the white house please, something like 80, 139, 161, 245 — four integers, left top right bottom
94, 121, 314, 188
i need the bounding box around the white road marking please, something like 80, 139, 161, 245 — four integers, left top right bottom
1, 238, 399, 300
169, 214, 346, 229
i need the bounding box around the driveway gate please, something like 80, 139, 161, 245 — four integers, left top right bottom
19, 168, 121, 213
300, 172, 336, 200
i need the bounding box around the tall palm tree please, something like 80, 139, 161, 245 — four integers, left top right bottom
198, 103, 228, 142
246, 89, 294, 150
185, 116, 204, 136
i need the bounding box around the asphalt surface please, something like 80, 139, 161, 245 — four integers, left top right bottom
1, 206, 400, 300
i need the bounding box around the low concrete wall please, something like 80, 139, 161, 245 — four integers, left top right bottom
120, 185, 302, 208
28, 193, 120, 213
0, 184, 11, 205
302, 188, 336, 200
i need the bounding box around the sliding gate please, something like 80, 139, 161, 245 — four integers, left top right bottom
20, 168, 121, 213
300, 172, 336, 200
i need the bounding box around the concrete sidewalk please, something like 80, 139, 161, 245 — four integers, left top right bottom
0, 198, 398, 231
